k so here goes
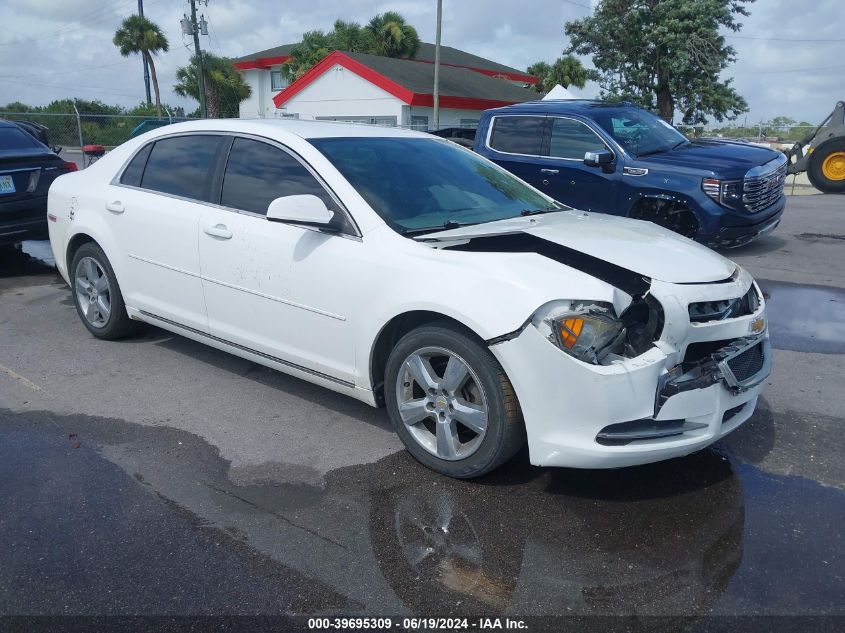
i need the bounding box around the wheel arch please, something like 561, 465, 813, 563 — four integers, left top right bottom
368, 310, 487, 407
628, 192, 702, 238
66, 232, 98, 273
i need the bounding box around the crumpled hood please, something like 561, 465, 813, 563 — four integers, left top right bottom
417, 210, 736, 284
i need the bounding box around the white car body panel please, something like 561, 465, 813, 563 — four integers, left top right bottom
48, 119, 770, 470
414, 210, 736, 283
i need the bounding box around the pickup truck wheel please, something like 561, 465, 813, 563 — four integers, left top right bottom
807, 139, 845, 193
631, 198, 699, 239
384, 322, 525, 478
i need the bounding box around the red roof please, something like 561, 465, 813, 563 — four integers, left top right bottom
271, 51, 537, 111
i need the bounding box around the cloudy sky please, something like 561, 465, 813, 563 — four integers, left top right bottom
0, 0, 842, 124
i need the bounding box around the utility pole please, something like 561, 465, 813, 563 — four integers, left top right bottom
432, 0, 442, 130
138, 0, 151, 105
184, 0, 208, 118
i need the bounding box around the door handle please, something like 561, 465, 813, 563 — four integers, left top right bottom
203, 223, 233, 239
540, 168, 559, 174
105, 201, 124, 214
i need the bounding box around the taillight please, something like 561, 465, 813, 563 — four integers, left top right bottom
60, 162, 78, 173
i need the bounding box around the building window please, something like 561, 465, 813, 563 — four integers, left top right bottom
270, 70, 285, 91
410, 115, 429, 131
460, 119, 480, 129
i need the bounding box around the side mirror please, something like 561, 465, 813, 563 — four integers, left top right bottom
266, 194, 336, 230
584, 149, 614, 168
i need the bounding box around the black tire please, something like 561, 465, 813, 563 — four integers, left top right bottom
384, 322, 525, 478
69, 242, 136, 340
807, 138, 845, 194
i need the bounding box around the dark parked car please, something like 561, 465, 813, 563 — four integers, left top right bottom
473, 100, 787, 247
1, 119, 77, 245
12, 119, 61, 153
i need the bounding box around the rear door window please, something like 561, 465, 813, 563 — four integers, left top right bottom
547, 118, 608, 160
140, 135, 223, 201
221, 137, 339, 216
488, 116, 545, 155
120, 143, 153, 187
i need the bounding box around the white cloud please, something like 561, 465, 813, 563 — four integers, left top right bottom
0, 0, 842, 123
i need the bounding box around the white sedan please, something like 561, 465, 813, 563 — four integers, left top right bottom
47, 120, 770, 478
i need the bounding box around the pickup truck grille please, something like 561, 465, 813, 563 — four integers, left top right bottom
743, 162, 786, 213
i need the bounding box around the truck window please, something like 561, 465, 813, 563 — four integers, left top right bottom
547, 118, 607, 160
488, 116, 544, 155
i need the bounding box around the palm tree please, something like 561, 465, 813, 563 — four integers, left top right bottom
364, 11, 421, 58
175, 53, 251, 118
113, 15, 169, 118
528, 55, 594, 93
282, 30, 333, 81
330, 19, 366, 53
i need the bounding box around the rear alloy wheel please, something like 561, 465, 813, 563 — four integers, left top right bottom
70, 242, 135, 340
808, 139, 845, 193
385, 323, 525, 478
631, 198, 700, 239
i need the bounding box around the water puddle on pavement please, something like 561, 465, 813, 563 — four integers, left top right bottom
756, 279, 845, 354
0, 240, 55, 278
1, 408, 843, 620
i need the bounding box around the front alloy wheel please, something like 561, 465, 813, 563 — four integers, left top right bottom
385, 322, 525, 478
395, 347, 488, 461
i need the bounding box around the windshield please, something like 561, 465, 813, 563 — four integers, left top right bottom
592, 108, 688, 157
310, 137, 563, 234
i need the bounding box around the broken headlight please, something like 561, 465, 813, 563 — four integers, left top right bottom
532, 301, 626, 365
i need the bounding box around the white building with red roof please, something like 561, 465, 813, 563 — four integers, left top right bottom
233, 42, 539, 129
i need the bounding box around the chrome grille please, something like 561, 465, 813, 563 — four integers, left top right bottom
743, 162, 786, 213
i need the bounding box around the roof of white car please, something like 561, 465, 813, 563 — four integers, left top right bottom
149, 118, 430, 141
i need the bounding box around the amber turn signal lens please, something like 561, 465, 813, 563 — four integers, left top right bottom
559, 318, 584, 349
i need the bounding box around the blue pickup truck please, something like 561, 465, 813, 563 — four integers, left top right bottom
471, 100, 787, 247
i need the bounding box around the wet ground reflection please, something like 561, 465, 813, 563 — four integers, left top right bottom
2, 409, 842, 619
756, 279, 845, 354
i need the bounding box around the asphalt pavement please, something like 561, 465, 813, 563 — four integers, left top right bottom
0, 195, 843, 630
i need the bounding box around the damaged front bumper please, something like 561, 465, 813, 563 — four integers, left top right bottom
489, 274, 771, 469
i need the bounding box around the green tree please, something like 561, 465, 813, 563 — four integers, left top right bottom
113, 14, 169, 118
282, 30, 334, 81
330, 19, 368, 53
175, 53, 251, 118
281, 12, 421, 81
364, 11, 421, 58
564, 0, 751, 124
527, 55, 594, 93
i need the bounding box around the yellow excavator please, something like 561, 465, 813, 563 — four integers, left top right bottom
785, 100, 845, 193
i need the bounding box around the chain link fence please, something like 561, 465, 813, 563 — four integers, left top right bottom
680, 123, 818, 147
2, 112, 196, 159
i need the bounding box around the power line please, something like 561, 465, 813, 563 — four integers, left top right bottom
731, 63, 845, 75
725, 34, 845, 42
562, 0, 593, 9
0, 0, 166, 48
0, 76, 146, 99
